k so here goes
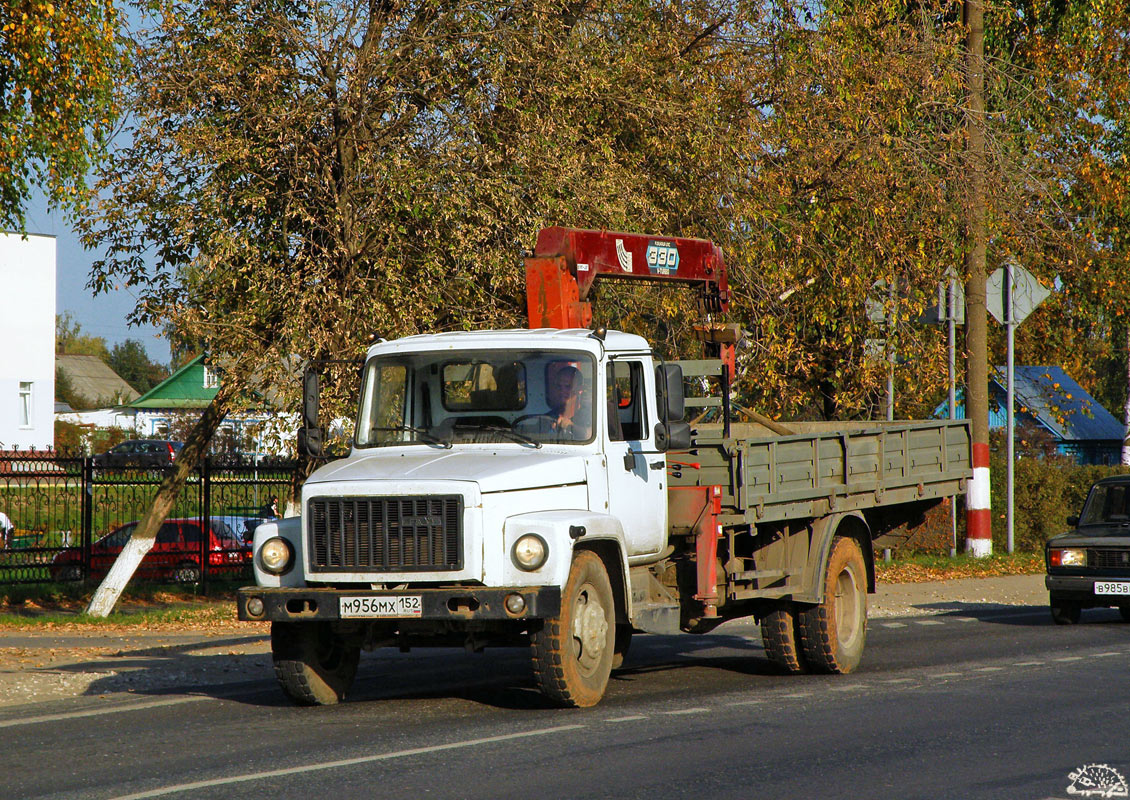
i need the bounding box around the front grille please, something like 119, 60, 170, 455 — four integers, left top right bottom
1089, 548, 1130, 569
307, 496, 463, 572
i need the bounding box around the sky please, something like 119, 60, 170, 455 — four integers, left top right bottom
23, 191, 171, 365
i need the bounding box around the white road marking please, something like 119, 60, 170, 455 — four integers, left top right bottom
733, 699, 764, 706
915, 620, 945, 626
605, 715, 648, 723
974, 666, 1003, 672
662, 707, 710, 716
780, 692, 811, 699
1013, 661, 1045, 667
883, 678, 914, 684
109, 724, 586, 800
830, 684, 865, 692
1054, 656, 1083, 663
954, 617, 978, 623
1094, 652, 1121, 658
0, 695, 205, 729
929, 672, 963, 678
882, 622, 907, 628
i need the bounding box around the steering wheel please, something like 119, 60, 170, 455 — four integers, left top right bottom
513, 414, 566, 437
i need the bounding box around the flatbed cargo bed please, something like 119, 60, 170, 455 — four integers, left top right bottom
674, 419, 971, 525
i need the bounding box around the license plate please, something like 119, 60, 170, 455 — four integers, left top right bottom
1094, 581, 1130, 596
340, 595, 423, 618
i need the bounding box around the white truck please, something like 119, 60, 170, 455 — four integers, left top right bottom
238, 229, 971, 708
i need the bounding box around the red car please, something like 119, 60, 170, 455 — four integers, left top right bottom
50, 518, 251, 583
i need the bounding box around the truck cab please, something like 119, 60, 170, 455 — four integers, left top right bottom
240, 328, 686, 707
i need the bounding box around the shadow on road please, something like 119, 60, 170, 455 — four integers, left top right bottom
62, 630, 789, 711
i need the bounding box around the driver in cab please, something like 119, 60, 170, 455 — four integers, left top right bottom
516, 363, 591, 441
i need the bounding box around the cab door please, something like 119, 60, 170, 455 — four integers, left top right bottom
604, 358, 666, 558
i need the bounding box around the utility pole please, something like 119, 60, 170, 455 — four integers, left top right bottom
964, 0, 992, 557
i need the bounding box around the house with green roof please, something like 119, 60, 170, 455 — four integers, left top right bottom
128, 355, 281, 455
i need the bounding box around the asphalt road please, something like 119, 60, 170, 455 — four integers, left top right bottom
2, 603, 1128, 800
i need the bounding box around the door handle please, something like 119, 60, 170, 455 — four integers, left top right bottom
649, 460, 665, 470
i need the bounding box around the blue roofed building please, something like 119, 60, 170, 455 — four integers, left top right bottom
940, 366, 1126, 466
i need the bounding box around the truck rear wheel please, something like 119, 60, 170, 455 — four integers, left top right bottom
272, 622, 360, 706
760, 602, 807, 674
798, 536, 867, 674
531, 550, 615, 707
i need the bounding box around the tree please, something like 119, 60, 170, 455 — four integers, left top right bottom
54, 364, 89, 409
987, 1, 1130, 462
0, 0, 122, 230
79, 0, 768, 613
108, 339, 168, 394
55, 311, 110, 359
77, 0, 1130, 610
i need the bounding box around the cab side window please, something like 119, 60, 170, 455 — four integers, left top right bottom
607, 361, 646, 441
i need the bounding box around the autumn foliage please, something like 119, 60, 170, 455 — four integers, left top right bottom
0, 0, 120, 229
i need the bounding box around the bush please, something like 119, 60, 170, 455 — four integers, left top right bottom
53, 421, 130, 455
893, 448, 1130, 556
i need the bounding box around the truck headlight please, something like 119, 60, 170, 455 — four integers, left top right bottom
1049, 548, 1086, 567
512, 534, 548, 571
259, 537, 294, 574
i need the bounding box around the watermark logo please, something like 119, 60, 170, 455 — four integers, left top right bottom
1066, 764, 1128, 798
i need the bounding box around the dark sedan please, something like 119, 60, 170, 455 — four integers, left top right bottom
1045, 475, 1130, 624
92, 439, 184, 469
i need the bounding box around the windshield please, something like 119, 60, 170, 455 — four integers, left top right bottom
1079, 483, 1130, 526
355, 349, 596, 448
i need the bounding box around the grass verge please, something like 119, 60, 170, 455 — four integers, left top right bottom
0, 582, 245, 630
875, 551, 1044, 583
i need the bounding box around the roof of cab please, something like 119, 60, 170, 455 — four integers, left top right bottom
366, 328, 650, 357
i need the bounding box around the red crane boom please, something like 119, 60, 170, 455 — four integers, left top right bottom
525, 227, 730, 330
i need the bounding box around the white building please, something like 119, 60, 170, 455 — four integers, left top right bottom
0, 233, 55, 450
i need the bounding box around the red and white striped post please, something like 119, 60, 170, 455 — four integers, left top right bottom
965, 441, 992, 556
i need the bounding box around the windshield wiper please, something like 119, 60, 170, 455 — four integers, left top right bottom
477, 425, 543, 449
369, 426, 452, 449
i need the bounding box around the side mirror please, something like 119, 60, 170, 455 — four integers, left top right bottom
297, 427, 323, 457
302, 367, 320, 429
654, 421, 691, 452
298, 366, 324, 457
1067, 515, 1079, 527
656, 364, 685, 423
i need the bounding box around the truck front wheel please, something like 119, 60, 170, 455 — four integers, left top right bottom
531, 550, 615, 707
272, 622, 361, 705
798, 536, 867, 674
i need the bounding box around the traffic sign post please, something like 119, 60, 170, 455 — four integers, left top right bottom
988, 261, 1049, 553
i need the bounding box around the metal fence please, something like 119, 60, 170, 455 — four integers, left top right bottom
0, 453, 302, 589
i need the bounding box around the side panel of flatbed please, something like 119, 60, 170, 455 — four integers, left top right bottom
674, 420, 971, 524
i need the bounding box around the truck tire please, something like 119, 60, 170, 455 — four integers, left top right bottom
1050, 597, 1081, 625
272, 622, 361, 706
798, 536, 867, 674
531, 550, 615, 707
760, 602, 807, 674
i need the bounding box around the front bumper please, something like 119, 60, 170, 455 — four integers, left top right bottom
237, 585, 561, 623
1046, 574, 1130, 604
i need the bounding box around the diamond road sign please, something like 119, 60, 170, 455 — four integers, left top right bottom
987, 262, 1050, 325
